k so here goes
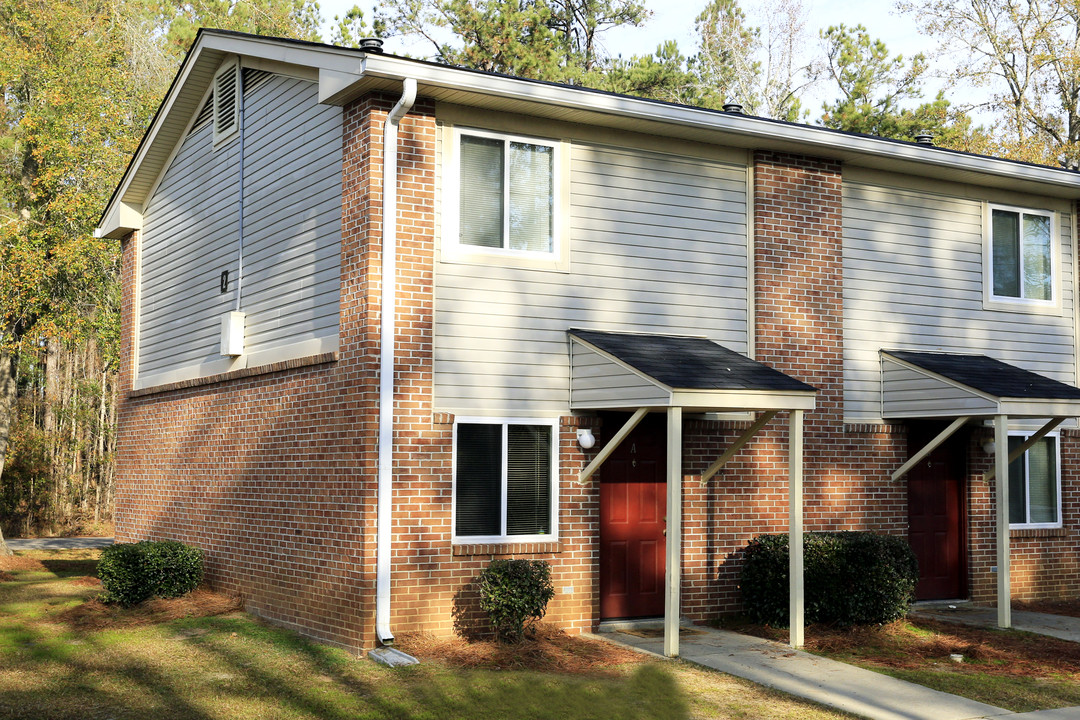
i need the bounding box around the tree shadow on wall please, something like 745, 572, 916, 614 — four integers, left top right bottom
451, 576, 491, 640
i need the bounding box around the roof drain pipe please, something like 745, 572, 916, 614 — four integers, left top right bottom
376, 77, 417, 650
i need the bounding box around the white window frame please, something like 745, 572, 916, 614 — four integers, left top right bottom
212, 58, 240, 148
984, 203, 1060, 313
451, 416, 560, 544
443, 126, 568, 271
1007, 430, 1063, 530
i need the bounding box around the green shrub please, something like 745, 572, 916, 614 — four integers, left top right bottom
477, 559, 555, 642
97, 540, 203, 607
740, 531, 918, 627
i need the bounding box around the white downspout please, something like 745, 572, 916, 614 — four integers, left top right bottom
376, 77, 417, 646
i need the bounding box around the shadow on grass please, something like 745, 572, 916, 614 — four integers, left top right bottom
38, 559, 98, 577
0, 557, 693, 720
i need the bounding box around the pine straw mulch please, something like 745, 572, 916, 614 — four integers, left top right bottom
394, 623, 647, 675
57, 588, 244, 631
799, 618, 1080, 680
0, 555, 48, 572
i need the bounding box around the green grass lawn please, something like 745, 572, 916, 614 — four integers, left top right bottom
0, 550, 855, 720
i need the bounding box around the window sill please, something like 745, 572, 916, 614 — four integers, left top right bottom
452, 541, 562, 556
1010, 527, 1067, 539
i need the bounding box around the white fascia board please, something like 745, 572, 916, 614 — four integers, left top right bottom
96, 201, 142, 240
999, 398, 1080, 418
670, 389, 818, 412
354, 54, 1080, 195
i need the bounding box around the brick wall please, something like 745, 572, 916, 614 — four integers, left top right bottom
116, 106, 1080, 654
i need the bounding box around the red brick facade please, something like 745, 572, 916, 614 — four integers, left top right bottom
115, 95, 1080, 653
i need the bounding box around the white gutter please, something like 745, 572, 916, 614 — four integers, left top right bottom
376, 76, 417, 646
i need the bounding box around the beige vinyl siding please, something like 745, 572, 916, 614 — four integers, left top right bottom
436, 141, 749, 416
138, 74, 342, 387
880, 363, 997, 418
570, 345, 670, 408
843, 176, 1076, 423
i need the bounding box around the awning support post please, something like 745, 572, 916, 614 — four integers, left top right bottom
577, 407, 649, 484
995, 413, 1011, 629
890, 416, 971, 482
789, 409, 805, 649
700, 410, 778, 483
664, 405, 682, 658
984, 416, 1065, 482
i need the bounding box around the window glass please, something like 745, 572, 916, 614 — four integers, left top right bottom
506, 424, 552, 535
455, 424, 502, 536
459, 136, 504, 249
457, 132, 555, 254
992, 209, 1020, 298
991, 207, 1053, 302
1007, 435, 1059, 526
1023, 214, 1052, 301
508, 142, 553, 253
455, 421, 554, 539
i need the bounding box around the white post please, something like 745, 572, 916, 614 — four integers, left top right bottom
995, 414, 1011, 628
664, 406, 683, 658
789, 409, 805, 649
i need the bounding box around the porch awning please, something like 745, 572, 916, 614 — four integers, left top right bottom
569, 330, 817, 412
881, 350, 1080, 419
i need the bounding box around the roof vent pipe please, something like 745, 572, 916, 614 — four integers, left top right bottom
915, 131, 934, 145
360, 37, 385, 53
722, 102, 744, 114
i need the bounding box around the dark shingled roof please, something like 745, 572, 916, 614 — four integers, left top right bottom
570, 330, 816, 393
886, 350, 1080, 400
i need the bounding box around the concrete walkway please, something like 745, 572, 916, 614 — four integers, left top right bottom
5, 537, 113, 550
910, 603, 1080, 645
597, 625, 1080, 720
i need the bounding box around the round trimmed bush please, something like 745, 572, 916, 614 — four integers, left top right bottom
477, 559, 555, 642
740, 531, 918, 627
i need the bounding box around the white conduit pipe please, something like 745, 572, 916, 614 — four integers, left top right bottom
376, 77, 417, 646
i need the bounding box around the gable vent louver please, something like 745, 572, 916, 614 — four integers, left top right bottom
213, 60, 240, 146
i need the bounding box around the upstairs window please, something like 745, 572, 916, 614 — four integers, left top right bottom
454, 419, 557, 542
213, 59, 240, 147
453, 129, 558, 255
989, 205, 1055, 305
1008, 434, 1061, 528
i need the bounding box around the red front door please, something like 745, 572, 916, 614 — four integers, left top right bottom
599, 414, 667, 619
907, 423, 968, 600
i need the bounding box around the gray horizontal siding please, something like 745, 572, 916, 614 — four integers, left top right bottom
570, 346, 670, 407
435, 141, 749, 416
139, 74, 342, 384
844, 180, 1076, 422
881, 363, 997, 418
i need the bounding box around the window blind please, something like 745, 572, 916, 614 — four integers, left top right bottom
459, 136, 504, 248
508, 142, 553, 253
506, 424, 552, 535
455, 424, 502, 536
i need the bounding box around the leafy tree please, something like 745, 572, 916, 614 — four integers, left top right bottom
378, 0, 647, 81
330, 4, 386, 48
816, 24, 984, 147
897, 0, 1078, 166
592, 41, 699, 105
690, 0, 760, 111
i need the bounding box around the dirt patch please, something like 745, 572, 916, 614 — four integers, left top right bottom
69, 576, 101, 588
395, 623, 646, 675
803, 619, 1080, 679
1015, 599, 1080, 619
58, 588, 243, 630
0, 556, 47, 572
